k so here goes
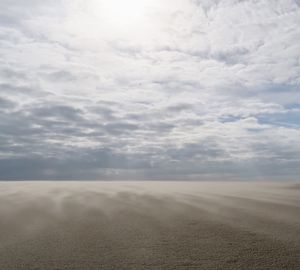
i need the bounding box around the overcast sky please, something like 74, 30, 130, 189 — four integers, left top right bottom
0, 0, 300, 180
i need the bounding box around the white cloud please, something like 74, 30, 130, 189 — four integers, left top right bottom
0, 0, 300, 180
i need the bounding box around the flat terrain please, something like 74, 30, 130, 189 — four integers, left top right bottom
0, 181, 299, 269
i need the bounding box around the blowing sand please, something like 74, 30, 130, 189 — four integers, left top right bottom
0, 181, 299, 269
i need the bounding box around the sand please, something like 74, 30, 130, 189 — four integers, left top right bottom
0, 181, 299, 269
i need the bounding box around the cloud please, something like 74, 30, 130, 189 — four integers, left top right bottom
0, 97, 16, 110
0, 0, 300, 180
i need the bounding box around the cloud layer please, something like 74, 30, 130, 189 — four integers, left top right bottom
0, 0, 300, 180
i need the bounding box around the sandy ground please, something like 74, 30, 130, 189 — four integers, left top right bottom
0, 182, 299, 270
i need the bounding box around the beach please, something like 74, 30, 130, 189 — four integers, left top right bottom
0, 181, 299, 269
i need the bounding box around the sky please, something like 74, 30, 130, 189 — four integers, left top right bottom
0, 0, 300, 180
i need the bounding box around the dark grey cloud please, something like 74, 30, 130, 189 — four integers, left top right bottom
0, 97, 16, 110
44, 70, 77, 82
0, 68, 27, 80
0, 83, 36, 95
31, 105, 84, 121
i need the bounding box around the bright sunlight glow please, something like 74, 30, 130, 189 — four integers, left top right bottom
98, 0, 153, 27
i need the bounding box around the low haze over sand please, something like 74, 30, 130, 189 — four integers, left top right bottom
0, 181, 299, 269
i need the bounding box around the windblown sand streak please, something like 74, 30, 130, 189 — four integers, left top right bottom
0, 182, 299, 269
